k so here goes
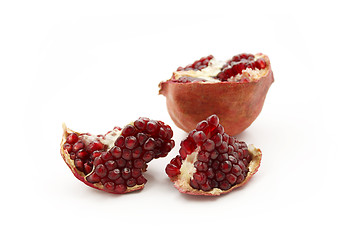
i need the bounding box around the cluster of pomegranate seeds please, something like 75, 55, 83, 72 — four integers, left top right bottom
177, 55, 214, 71
63, 118, 175, 193
217, 53, 267, 81
165, 114, 252, 192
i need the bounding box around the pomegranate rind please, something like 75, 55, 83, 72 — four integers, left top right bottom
60, 123, 144, 194
159, 56, 274, 136
170, 145, 262, 196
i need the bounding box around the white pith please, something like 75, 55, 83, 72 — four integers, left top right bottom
173, 54, 268, 83
174, 144, 261, 195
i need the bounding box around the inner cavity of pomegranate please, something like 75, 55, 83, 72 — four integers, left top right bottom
170, 53, 268, 83
61, 117, 175, 194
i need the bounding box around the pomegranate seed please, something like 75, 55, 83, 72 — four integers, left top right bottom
108, 169, 121, 180
125, 136, 138, 150
144, 138, 156, 150
72, 141, 85, 152
136, 176, 147, 185
122, 125, 136, 137
126, 178, 136, 187
207, 115, 219, 126
86, 141, 104, 152
146, 120, 159, 134
142, 151, 154, 162
133, 159, 145, 169
76, 149, 88, 159
74, 159, 84, 171
104, 182, 115, 191
134, 118, 146, 130
114, 184, 126, 193
110, 146, 122, 159
66, 133, 78, 144
121, 168, 131, 179
165, 164, 180, 177
226, 173, 237, 185
193, 172, 206, 185
220, 160, 232, 173
132, 147, 142, 159
202, 139, 215, 152
219, 180, 231, 190
63, 143, 72, 152
105, 160, 117, 171
95, 164, 107, 178
192, 131, 207, 143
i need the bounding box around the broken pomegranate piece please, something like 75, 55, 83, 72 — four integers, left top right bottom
165, 115, 261, 196
159, 53, 274, 136
60, 117, 175, 194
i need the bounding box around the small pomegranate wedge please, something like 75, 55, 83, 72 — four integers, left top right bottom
159, 53, 274, 136
165, 115, 261, 196
60, 118, 175, 194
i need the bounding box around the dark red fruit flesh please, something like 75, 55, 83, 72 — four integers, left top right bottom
165, 114, 260, 195
61, 118, 175, 194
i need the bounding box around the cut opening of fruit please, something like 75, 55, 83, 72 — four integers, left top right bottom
60, 118, 175, 194
165, 114, 261, 196
159, 53, 274, 136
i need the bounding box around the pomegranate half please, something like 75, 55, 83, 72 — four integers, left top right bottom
159, 53, 274, 136
165, 115, 261, 196
60, 118, 175, 194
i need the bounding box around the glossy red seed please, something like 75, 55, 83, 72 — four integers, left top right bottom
220, 161, 232, 173
87, 172, 101, 183
219, 180, 231, 190
66, 133, 78, 144
105, 160, 117, 171
76, 149, 88, 159
226, 173, 237, 185
108, 169, 121, 180
202, 139, 215, 152
74, 159, 84, 171
125, 136, 138, 149
193, 172, 207, 185
115, 136, 125, 147
63, 143, 72, 152
192, 131, 207, 143
136, 176, 147, 185
110, 146, 122, 159
122, 168, 131, 179
122, 125, 136, 137
142, 151, 154, 162
86, 141, 104, 152
126, 178, 136, 187
134, 159, 145, 169
103, 182, 115, 192
72, 141, 85, 152
95, 164, 107, 178
165, 164, 180, 177
114, 184, 126, 193
207, 115, 219, 126
146, 120, 159, 134
215, 171, 225, 182
144, 138, 156, 150
197, 151, 210, 162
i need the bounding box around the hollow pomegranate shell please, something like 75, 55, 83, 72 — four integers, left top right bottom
159, 62, 274, 136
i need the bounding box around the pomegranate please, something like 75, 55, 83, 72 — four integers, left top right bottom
60, 117, 175, 194
159, 53, 274, 136
165, 115, 261, 196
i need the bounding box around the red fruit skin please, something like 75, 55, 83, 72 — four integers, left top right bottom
159, 58, 274, 136
60, 124, 144, 194
170, 146, 262, 196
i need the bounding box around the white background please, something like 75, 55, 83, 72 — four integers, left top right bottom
1, 1, 359, 239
